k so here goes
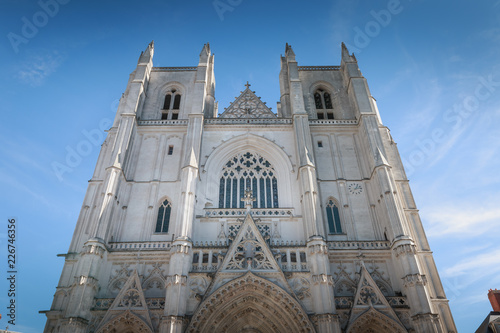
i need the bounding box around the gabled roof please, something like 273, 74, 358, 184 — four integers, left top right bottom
96, 270, 153, 333
203, 213, 295, 298
219, 82, 276, 119
346, 263, 407, 332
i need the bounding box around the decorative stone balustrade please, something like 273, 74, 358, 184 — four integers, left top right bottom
327, 241, 391, 250
152, 67, 197, 71
203, 208, 293, 218
138, 119, 188, 126
309, 119, 357, 125
108, 241, 172, 251
298, 66, 341, 71
204, 118, 291, 125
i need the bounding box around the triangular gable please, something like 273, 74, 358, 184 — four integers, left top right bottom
219, 213, 281, 272
219, 82, 276, 119
346, 263, 407, 332
96, 270, 153, 333
203, 213, 295, 297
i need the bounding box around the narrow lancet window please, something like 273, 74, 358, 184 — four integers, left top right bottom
155, 199, 172, 233
326, 199, 342, 234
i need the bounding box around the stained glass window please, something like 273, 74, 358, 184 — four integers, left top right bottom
155, 199, 171, 233
218, 152, 279, 208
326, 199, 342, 234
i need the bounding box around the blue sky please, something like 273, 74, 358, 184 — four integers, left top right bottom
1, 0, 499, 332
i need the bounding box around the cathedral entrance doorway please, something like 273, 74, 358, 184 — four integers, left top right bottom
186, 272, 316, 333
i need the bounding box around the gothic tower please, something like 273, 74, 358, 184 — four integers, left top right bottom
43, 42, 456, 333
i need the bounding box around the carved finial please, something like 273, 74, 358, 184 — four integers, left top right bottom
241, 188, 256, 212
245, 81, 251, 89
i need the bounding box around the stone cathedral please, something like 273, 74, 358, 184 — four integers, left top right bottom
43, 42, 457, 333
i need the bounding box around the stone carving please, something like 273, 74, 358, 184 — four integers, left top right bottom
219, 83, 276, 119
96, 271, 154, 333
333, 262, 357, 297
402, 273, 427, 288
366, 261, 393, 296
347, 308, 407, 333
220, 214, 280, 272
186, 272, 315, 333
289, 275, 311, 300
142, 263, 167, 294
97, 311, 153, 333
108, 263, 133, 295
188, 275, 210, 300
346, 264, 407, 333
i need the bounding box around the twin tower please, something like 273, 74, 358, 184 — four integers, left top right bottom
43, 42, 456, 333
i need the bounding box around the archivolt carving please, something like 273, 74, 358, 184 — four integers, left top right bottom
187, 272, 315, 333
346, 308, 407, 333
96, 310, 153, 333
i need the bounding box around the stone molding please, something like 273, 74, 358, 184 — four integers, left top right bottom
402, 273, 427, 288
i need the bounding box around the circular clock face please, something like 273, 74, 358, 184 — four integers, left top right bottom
348, 183, 363, 195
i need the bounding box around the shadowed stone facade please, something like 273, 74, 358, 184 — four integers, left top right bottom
43, 42, 456, 333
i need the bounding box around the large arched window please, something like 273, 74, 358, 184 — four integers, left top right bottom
155, 199, 171, 233
219, 152, 279, 209
314, 89, 334, 119
161, 89, 181, 120
326, 199, 342, 234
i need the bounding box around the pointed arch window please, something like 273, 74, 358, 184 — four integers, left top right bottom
161, 89, 181, 120
155, 199, 171, 233
218, 152, 279, 209
326, 199, 342, 234
314, 89, 334, 119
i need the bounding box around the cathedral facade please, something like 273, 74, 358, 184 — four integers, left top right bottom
43, 42, 456, 333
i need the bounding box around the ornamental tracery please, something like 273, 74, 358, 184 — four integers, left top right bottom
219, 152, 279, 209
219, 82, 276, 119
226, 225, 274, 270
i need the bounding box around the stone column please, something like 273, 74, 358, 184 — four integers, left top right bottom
60, 238, 106, 333
307, 238, 342, 333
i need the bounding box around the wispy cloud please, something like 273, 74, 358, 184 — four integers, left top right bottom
443, 248, 500, 277
15, 50, 65, 86
425, 204, 500, 237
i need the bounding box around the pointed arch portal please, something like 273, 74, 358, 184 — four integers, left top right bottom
186, 272, 315, 333
96, 310, 153, 333
346, 308, 407, 333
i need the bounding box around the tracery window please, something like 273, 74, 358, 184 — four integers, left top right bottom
314, 89, 334, 119
155, 199, 171, 233
218, 152, 279, 209
326, 199, 342, 234
161, 89, 181, 120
